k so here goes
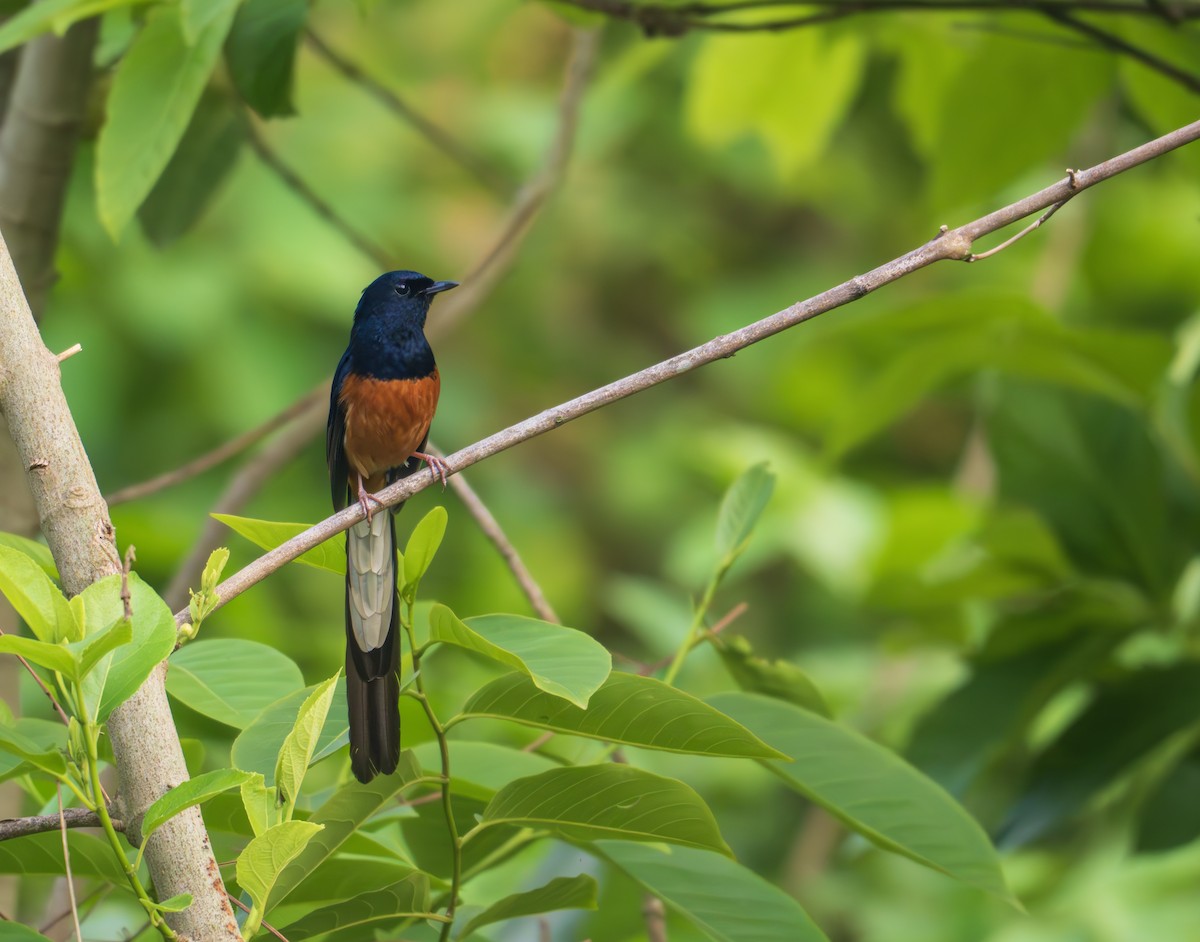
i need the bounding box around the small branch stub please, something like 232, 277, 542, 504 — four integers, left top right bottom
56, 342, 82, 362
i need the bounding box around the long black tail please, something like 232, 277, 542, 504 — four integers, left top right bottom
344, 509, 400, 783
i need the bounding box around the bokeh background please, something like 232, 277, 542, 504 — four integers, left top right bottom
5, 0, 1200, 938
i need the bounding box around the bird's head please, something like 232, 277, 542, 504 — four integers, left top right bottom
355, 270, 458, 327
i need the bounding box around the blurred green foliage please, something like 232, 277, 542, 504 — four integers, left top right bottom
0, 0, 1197, 939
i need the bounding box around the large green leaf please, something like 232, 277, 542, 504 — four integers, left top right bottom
0, 534, 57, 583
710, 692, 1013, 902
231, 679, 348, 782
213, 514, 346, 575
427, 605, 610, 708
237, 820, 325, 918
226, 0, 308, 118
459, 671, 785, 759
276, 673, 340, 813
459, 873, 598, 940
478, 764, 731, 856
0, 921, 55, 941
279, 874, 433, 939
0, 545, 75, 642
0, 831, 126, 882
410, 740, 558, 802
687, 28, 863, 178
267, 751, 423, 908
597, 841, 828, 942
168, 638, 304, 728
77, 574, 177, 721
96, 2, 238, 236
138, 89, 244, 247
142, 768, 255, 840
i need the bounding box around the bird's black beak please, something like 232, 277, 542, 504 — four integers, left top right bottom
423, 280, 459, 296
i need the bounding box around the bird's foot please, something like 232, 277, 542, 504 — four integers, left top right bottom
356, 478, 386, 522
412, 451, 449, 489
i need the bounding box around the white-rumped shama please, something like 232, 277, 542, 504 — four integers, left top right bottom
326, 270, 456, 783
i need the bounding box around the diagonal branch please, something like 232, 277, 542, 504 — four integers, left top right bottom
173, 118, 1200, 628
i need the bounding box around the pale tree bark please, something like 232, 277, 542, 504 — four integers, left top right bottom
0, 231, 238, 938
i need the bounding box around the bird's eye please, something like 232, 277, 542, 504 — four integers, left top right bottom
394, 283, 409, 296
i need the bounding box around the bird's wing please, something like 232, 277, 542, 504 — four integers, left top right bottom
326, 349, 353, 511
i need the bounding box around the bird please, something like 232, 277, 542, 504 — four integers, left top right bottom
326, 270, 457, 783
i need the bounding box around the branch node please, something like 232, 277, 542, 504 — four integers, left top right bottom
1066, 167, 1079, 189
27, 458, 47, 471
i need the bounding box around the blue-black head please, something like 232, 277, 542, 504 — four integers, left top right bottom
354, 270, 458, 328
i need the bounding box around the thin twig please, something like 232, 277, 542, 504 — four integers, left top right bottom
55, 343, 81, 362
434, 445, 560, 623
522, 731, 557, 753
172, 119, 1200, 629
163, 396, 326, 610
40, 885, 113, 934
57, 783, 83, 942
0, 807, 119, 842
643, 895, 668, 942
433, 27, 599, 335
227, 895, 290, 942
966, 199, 1069, 261
304, 29, 510, 197
242, 116, 392, 269
106, 386, 326, 506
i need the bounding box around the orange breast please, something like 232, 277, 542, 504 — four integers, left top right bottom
339, 370, 440, 485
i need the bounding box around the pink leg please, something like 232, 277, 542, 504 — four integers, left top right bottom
355, 474, 386, 521
411, 451, 450, 488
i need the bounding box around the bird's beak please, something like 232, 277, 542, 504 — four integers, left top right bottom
423, 280, 459, 296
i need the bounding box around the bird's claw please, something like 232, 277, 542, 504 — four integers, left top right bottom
412, 451, 449, 489
356, 478, 386, 522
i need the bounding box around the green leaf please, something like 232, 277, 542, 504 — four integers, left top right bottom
240, 773, 279, 838
596, 841, 828, 942
687, 29, 863, 178
280, 874, 433, 939
276, 672, 340, 813
715, 463, 775, 565
152, 892, 195, 914
232, 680, 348, 783
410, 740, 557, 802
74, 618, 133, 679
479, 764, 732, 856
213, 514, 346, 575
0, 545, 76, 642
0, 723, 67, 778
710, 692, 1012, 902
402, 506, 448, 591
0, 921, 55, 941
96, 2, 238, 236
460, 671, 786, 759
0, 533, 58, 581
0, 831, 126, 882
458, 873, 598, 940
142, 768, 255, 839
237, 820, 325, 917
715, 636, 830, 716
168, 638, 305, 728
428, 605, 610, 708
181, 0, 238, 44
1137, 749, 1200, 854
0, 634, 77, 679
226, 0, 308, 118
0, 0, 126, 56
267, 751, 423, 908
78, 574, 180, 722
138, 89, 244, 247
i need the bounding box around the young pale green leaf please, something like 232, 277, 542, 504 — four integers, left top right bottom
0, 0, 105, 56
73, 619, 133, 680
715, 635, 830, 717
0, 723, 67, 778
479, 764, 732, 856
78, 574, 180, 722
138, 89, 243, 247
240, 773, 279, 838
236, 820, 325, 917
0, 634, 77, 679
277, 874, 432, 939
458, 873, 598, 940
213, 514, 346, 575
141, 769, 255, 840
96, 3, 237, 236
226, 0, 308, 118
715, 463, 775, 565
266, 750, 423, 908
709, 692, 1014, 903
402, 506, 448, 591
275, 672, 340, 813
232, 680, 347, 783
0, 545, 76, 642
596, 841, 829, 942
460, 671, 786, 759
168, 638, 304, 728
151, 892, 195, 914
428, 605, 610, 708
410, 740, 557, 802
0, 533, 58, 581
